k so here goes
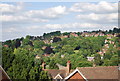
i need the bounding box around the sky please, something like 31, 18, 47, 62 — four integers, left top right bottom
1, 1, 118, 41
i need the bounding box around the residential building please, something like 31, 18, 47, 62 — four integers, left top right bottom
41, 61, 120, 81
0, 66, 11, 81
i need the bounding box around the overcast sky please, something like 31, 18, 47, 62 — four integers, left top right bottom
1, 1, 118, 41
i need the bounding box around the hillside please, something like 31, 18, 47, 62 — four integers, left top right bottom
2, 28, 120, 80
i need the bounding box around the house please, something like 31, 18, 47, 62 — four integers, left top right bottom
0, 65, 11, 81
42, 46, 47, 50
87, 56, 103, 61
41, 61, 120, 81
98, 51, 103, 55
97, 32, 105, 36
42, 61, 71, 80
113, 33, 117, 37
107, 36, 112, 39
43, 40, 50, 44
90, 33, 96, 37
111, 41, 115, 44
102, 48, 107, 54
81, 32, 90, 37
94, 34, 99, 37
65, 66, 119, 81
70, 33, 78, 37
3, 45, 8, 48
104, 40, 108, 43
42, 53, 50, 57
60, 35, 69, 39
61, 55, 65, 58
35, 55, 40, 59
87, 57, 94, 61
104, 44, 109, 48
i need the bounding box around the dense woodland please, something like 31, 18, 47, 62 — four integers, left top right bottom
1, 28, 120, 80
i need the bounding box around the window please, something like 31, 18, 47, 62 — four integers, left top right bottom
57, 79, 60, 81
56, 79, 63, 81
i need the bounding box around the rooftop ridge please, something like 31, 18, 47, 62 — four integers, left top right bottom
44, 69, 66, 71
76, 66, 118, 69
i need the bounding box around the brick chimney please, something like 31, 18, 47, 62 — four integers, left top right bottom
67, 61, 71, 73
42, 62, 46, 70
93, 62, 96, 67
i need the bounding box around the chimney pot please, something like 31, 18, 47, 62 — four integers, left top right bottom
93, 63, 96, 67
67, 60, 71, 63
42, 62, 46, 70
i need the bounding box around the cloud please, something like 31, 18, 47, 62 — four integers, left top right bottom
25, 5, 67, 19
70, 1, 118, 14
69, 1, 118, 24
1, 3, 67, 23
0, 15, 48, 23
26, 23, 116, 31
3, 27, 18, 33
0, 2, 23, 14
77, 13, 118, 24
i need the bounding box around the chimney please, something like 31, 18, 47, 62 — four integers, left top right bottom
67, 61, 71, 73
42, 62, 46, 70
93, 62, 96, 67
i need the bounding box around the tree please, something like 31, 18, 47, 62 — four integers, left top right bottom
49, 59, 58, 69
3, 40, 12, 47
103, 59, 112, 66
113, 28, 120, 33
94, 54, 103, 66
62, 45, 74, 54
110, 55, 119, 66
33, 40, 45, 48
39, 71, 52, 81
29, 68, 36, 80
22, 38, 30, 46
2, 47, 14, 71
62, 32, 70, 36
74, 46, 81, 50
26, 35, 31, 39
53, 37, 62, 43
103, 52, 112, 60
15, 39, 21, 48
44, 46, 54, 54
77, 61, 92, 67
22, 38, 33, 46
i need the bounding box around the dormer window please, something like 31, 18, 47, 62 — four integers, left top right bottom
54, 74, 63, 81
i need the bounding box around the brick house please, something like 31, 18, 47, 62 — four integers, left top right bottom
65, 66, 119, 81
42, 61, 120, 81
0, 66, 11, 81
65, 69, 86, 81
70, 33, 78, 37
